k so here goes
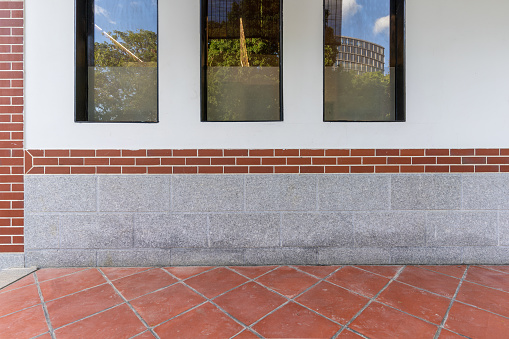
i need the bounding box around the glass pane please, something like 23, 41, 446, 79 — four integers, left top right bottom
324, 0, 395, 121
205, 0, 281, 121
89, 0, 157, 122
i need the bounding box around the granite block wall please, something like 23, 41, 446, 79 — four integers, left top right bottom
22, 173, 509, 267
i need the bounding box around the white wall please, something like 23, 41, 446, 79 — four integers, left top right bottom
25, 0, 509, 149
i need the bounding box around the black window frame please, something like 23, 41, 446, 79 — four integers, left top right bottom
323, 0, 405, 122
200, 0, 284, 122
75, 0, 159, 123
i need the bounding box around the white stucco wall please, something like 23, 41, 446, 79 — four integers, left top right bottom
25, 0, 509, 149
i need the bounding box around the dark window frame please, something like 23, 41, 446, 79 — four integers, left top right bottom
323, 0, 405, 122
200, 0, 284, 122
75, 0, 159, 123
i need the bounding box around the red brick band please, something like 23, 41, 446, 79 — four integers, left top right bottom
0, 1, 23, 253
25, 149, 509, 175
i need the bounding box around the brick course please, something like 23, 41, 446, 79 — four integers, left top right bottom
0, 0, 23, 253
25, 149, 509, 175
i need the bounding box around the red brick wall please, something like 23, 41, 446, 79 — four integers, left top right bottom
0, 0, 23, 253
25, 148, 509, 175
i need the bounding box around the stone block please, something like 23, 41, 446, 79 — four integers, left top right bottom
244, 247, 318, 265
353, 212, 426, 247
281, 212, 353, 247
25, 250, 96, 267
209, 213, 280, 248
25, 175, 96, 212
0, 254, 25, 269
391, 174, 461, 210
318, 247, 391, 265
97, 249, 171, 267
463, 174, 509, 210
427, 211, 498, 246
171, 249, 244, 266
462, 246, 509, 264
60, 214, 133, 249
318, 175, 390, 211
98, 175, 169, 212
134, 214, 207, 248
245, 175, 316, 211
390, 247, 464, 265
499, 212, 509, 246
172, 175, 243, 212
25, 214, 60, 249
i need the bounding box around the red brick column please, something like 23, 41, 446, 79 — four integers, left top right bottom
0, 0, 24, 253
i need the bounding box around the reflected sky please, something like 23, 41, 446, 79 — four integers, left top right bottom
93, 0, 157, 43
340, 0, 390, 69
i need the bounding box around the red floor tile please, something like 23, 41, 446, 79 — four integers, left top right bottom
326, 266, 390, 298
337, 329, 365, 338
133, 331, 157, 339
0, 305, 49, 338
100, 267, 151, 281
214, 282, 287, 325
255, 266, 319, 298
418, 265, 467, 279
355, 265, 403, 278
466, 266, 509, 292
36, 268, 89, 282
438, 329, 466, 338
154, 302, 243, 338
46, 283, 124, 329
130, 283, 206, 327
0, 273, 35, 293
293, 265, 340, 278
234, 329, 259, 338
185, 267, 248, 299
164, 266, 214, 280
445, 302, 509, 338
112, 268, 177, 300
295, 281, 369, 324
481, 265, 509, 274
34, 333, 52, 339
229, 266, 277, 279
39, 268, 107, 301
54, 304, 146, 338
350, 302, 437, 339
456, 281, 509, 318
0, 283, 41, 317
396, 266, 459, 298
252, 302, 341, 338
376, 281, 450, 324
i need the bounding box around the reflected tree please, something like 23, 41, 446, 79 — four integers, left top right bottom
91, 29, 158, 122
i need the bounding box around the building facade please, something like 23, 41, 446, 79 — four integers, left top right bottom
1, 0, 509, 268
336, 37, 385, 74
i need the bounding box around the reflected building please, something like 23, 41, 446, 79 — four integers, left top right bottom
335, 36, 385, 74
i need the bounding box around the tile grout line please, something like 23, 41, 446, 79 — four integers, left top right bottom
331, 265, 407, 339
33, 273, 56, 339
237, 266, 346, 333
160, 266, 252, 336
97, 268, 160, 339
433, 265, 470, 339
159, 265, 328, 337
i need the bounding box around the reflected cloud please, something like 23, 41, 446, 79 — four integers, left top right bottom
374, 15, 390, 35
95, 4, 116, 25
342, 0, 362, 18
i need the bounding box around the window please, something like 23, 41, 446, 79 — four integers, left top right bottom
324, 0, 405, 122
201, 0, 282, 122
75, 0, 158, 122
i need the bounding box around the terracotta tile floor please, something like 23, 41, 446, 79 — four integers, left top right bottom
1, 265, 509, 338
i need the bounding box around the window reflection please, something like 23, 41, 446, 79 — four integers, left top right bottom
324, 0, 396, 121
203, 0, 281, 122
84, 0, 158, 122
